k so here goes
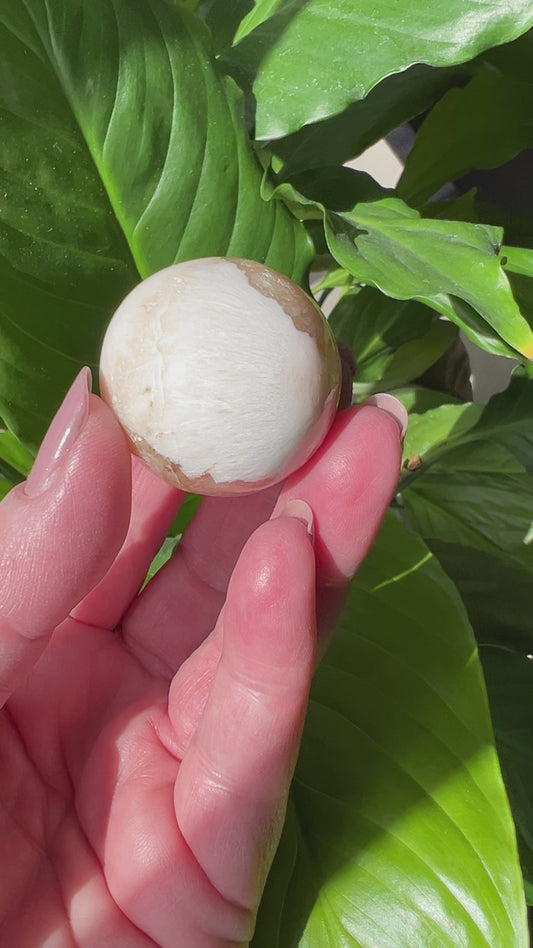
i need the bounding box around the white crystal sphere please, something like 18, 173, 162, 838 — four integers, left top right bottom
99, 257, 340, 496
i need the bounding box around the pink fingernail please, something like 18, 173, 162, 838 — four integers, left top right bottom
24, 368, 92, 498
364, 393, 408, 439
277, 499, 314, 542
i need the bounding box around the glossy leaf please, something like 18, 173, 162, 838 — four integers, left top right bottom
394, 387, 462, 414
228, 0, 533, 138
430, 542, 533, 654
197, 0, 254, 51
0, 428, 34, 479
272, 64, 463, 178
400, 385, 533, 569
288, 167, 390, 213
324, 199, 533, 360
402, 402, 483, 466
398, 72, 533, 205
329, 288, 456, 396
400, 371, 533, 478
477, 29, 533, 83
253, 514, 528, 946
502, 247, 533, 279
480, 646, 533, 901
415, 335, 473, 402
0, 0, 311, 449
402, 469, 533, 571
470, 370, 533, 474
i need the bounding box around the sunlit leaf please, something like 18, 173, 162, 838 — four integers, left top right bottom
253, 514, 528, 946
398, 72, 533, 205
0, 0, 311, 449
228, 0, 533, 138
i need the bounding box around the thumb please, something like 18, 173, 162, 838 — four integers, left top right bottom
0, 368, 131, 706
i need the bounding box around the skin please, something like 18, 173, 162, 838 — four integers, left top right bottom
0, 393, 402, 947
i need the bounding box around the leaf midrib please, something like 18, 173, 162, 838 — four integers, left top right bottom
19, 0, 141, 277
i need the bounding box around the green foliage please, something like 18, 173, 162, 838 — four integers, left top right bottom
226, 0, 533, 138
253, 514, 528, 946
0, 0, 310, 450
2, 0, 533, 943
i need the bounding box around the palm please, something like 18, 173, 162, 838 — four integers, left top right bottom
0, 396, 402, 947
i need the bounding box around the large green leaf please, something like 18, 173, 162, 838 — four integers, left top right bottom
197, 0, 254, 51
0, 427, 34, 480
402, 402, 484, 467
400, 388, 533, 570
402, 469, 533, 571
324, 199, 533, 360
401, 372, 533, 477
252, 514, 527, 946
271, 64, 463, 178
228, 0, 533, 139
329, 287, 456, 397
469, 370, 533, 475
394, 386, 462, 414
477, 29, 533, 83
0, 0, 311, 449
398, 71, 533, 206
480, 646, 533, 902
430, 542, 533, 654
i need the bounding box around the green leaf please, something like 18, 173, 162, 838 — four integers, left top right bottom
168, 493, 203, 537
402, 468, 533, 571
288, 167, 391, 212
470, 371, 533, 475
271, 64, 463, 178
480, 646, 533, 901
228, 0, 533, 139
394, 386, 462, 414
143, 494, 202, 587
0, 0, 311, 449
398, 379, 533, 568
196, 0, 254, 51
502, 246, 533, 279
402, 402, 484, 465
253, 514, 528, 946
0, 475, 12, 500
324, 199, 533, 360
330, 287, 456, 396
415, 335, 473, 402
399, 373, 533, 577
476, 29, 533, 83
474, 203, 533, 251
0, 427, 34, 479
401, 372, 533, 477
144, 535, 181, 587
398, 71, 533, 205
429, 542, 533, 654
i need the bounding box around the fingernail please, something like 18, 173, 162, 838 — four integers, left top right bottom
364, 393, 408, 439
25, 368, 92, 498
277, 499, 314, 542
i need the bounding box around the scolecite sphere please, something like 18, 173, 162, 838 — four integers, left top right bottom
99, 257, 341, 496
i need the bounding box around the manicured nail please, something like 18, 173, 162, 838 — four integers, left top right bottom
24, 368, 92, 498
364, 393, 408, 439
277, 499, 314, 542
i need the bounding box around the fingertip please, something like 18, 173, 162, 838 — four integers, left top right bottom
224, 516, 316, 673
362, 393, 409, 440
0, 393, 132, 637
274, 403, 402, 593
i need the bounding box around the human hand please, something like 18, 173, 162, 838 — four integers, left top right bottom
0, 368, 405, 947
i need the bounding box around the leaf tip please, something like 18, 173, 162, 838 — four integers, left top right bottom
520, 341, 533, 361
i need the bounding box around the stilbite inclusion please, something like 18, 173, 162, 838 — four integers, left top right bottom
100, 257, 340, 495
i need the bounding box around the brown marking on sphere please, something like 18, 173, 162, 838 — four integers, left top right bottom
228, 258, 340, 414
